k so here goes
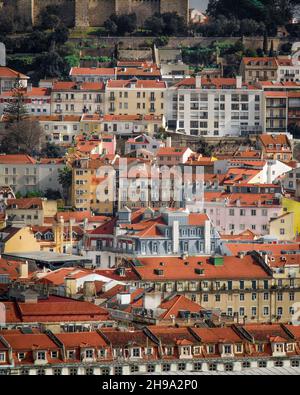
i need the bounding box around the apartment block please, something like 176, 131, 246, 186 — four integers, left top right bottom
106, 79, 166, 117
167, 76, 263, 137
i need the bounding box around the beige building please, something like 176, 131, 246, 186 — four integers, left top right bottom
6, 198, 58, 226
240, 57, 278, 83
128, 253, 300, 324
269, 212, 295, 241
106, 79, 166, 117
51, 82, 105, 116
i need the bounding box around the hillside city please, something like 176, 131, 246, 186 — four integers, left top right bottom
0, 0, 300, 377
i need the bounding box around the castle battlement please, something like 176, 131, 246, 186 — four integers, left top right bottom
8, 0, 189, 28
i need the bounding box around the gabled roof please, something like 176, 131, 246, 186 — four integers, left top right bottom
70, 67, 115, 76
159, 295, 205, 320
0, 67, 28, 79
6, 198, 43, 210
131, 255, 271, 281
0, 154, 36, 165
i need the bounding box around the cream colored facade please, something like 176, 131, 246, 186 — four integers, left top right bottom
144, 273, 300, 324
269, 212, 295, 241
106, 81, 166, 117
51, 84, 105, 116
6, 200, 58, 226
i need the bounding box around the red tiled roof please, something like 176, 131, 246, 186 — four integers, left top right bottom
107, 79, 166, 89
53, 81, 105, 91
130, 255, 271, 281
0, 155, 36, 165
70, 67, 115, 76
0, 67, 28, 79
6, 198, 43, 210
159, 295, 205, 320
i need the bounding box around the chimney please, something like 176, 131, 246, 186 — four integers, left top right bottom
83, 281, 96, 299
195, 75, 202, 89
204, 220, 211, 255
64, 277, 77, 297
166, 136, 172, 148
19, 261, 29, 279
236, 76, 242, 89
143, 292, 162, 310
117, 292, 131, 306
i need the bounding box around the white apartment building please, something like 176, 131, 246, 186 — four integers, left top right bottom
0, 155, 65, 195
167, 76, 263, 137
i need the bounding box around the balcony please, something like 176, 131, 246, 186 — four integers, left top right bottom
55, 109, 62, 114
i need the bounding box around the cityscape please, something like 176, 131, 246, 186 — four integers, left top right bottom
0, 0, 299, 377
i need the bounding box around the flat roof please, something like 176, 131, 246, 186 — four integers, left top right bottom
2, 252, 92, 264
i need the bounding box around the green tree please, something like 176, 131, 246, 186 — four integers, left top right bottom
58, 166, 73, 201
4, 86, 29, 123
1, 119, 44, 155
104, 13, 137, 36
41, 143, 66, 158
34, 50, 69, 79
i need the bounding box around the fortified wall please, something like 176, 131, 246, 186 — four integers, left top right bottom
8, 0, 189, 28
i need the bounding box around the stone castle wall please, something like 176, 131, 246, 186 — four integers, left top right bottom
11, 0, 189, 27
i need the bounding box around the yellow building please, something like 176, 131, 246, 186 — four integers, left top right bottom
72, 158, 114, 215
282, 197, 300, 236
106, 79, 166, 117
269, 212, 295, 240
0, 226, 40, 254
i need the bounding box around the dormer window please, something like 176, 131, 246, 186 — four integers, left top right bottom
207, 345, 215, 354
51, 351, 58, 359
85, 349, 94, 359
131, 348, 141, 358
145, 348, 153, 356
37, 351, 46, 361
235, 344, 243, 353
18, 352, 26, 361
165, 347, 173, 356
67, 350, 75, 359
224, 345, 232, 354
98, 349, 106, 358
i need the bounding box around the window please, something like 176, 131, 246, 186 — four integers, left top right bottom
225, 364, 233, 372
178, 363, 186, 371
240, 293, 245, 301
194, 362, 202, 371
242, 361, 251, 368
162, 364, 171, 372
85, 349, 94, 359
274, 360, 283, 367
69, 368, 78, 376
130, 365, 139, 373
147, 365, 155, 373
208, 363, 217, 371
37, 369, 45, 376
259, 361, 267, 368
115, 366, 123, 375
101, 368, 110, 375
132, 348, 141, 358
0, 353, 5, 362
37, 351, 46, 361
291, 360, 300, 367
53, 368, 62, 376
224, 345, 232, 354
